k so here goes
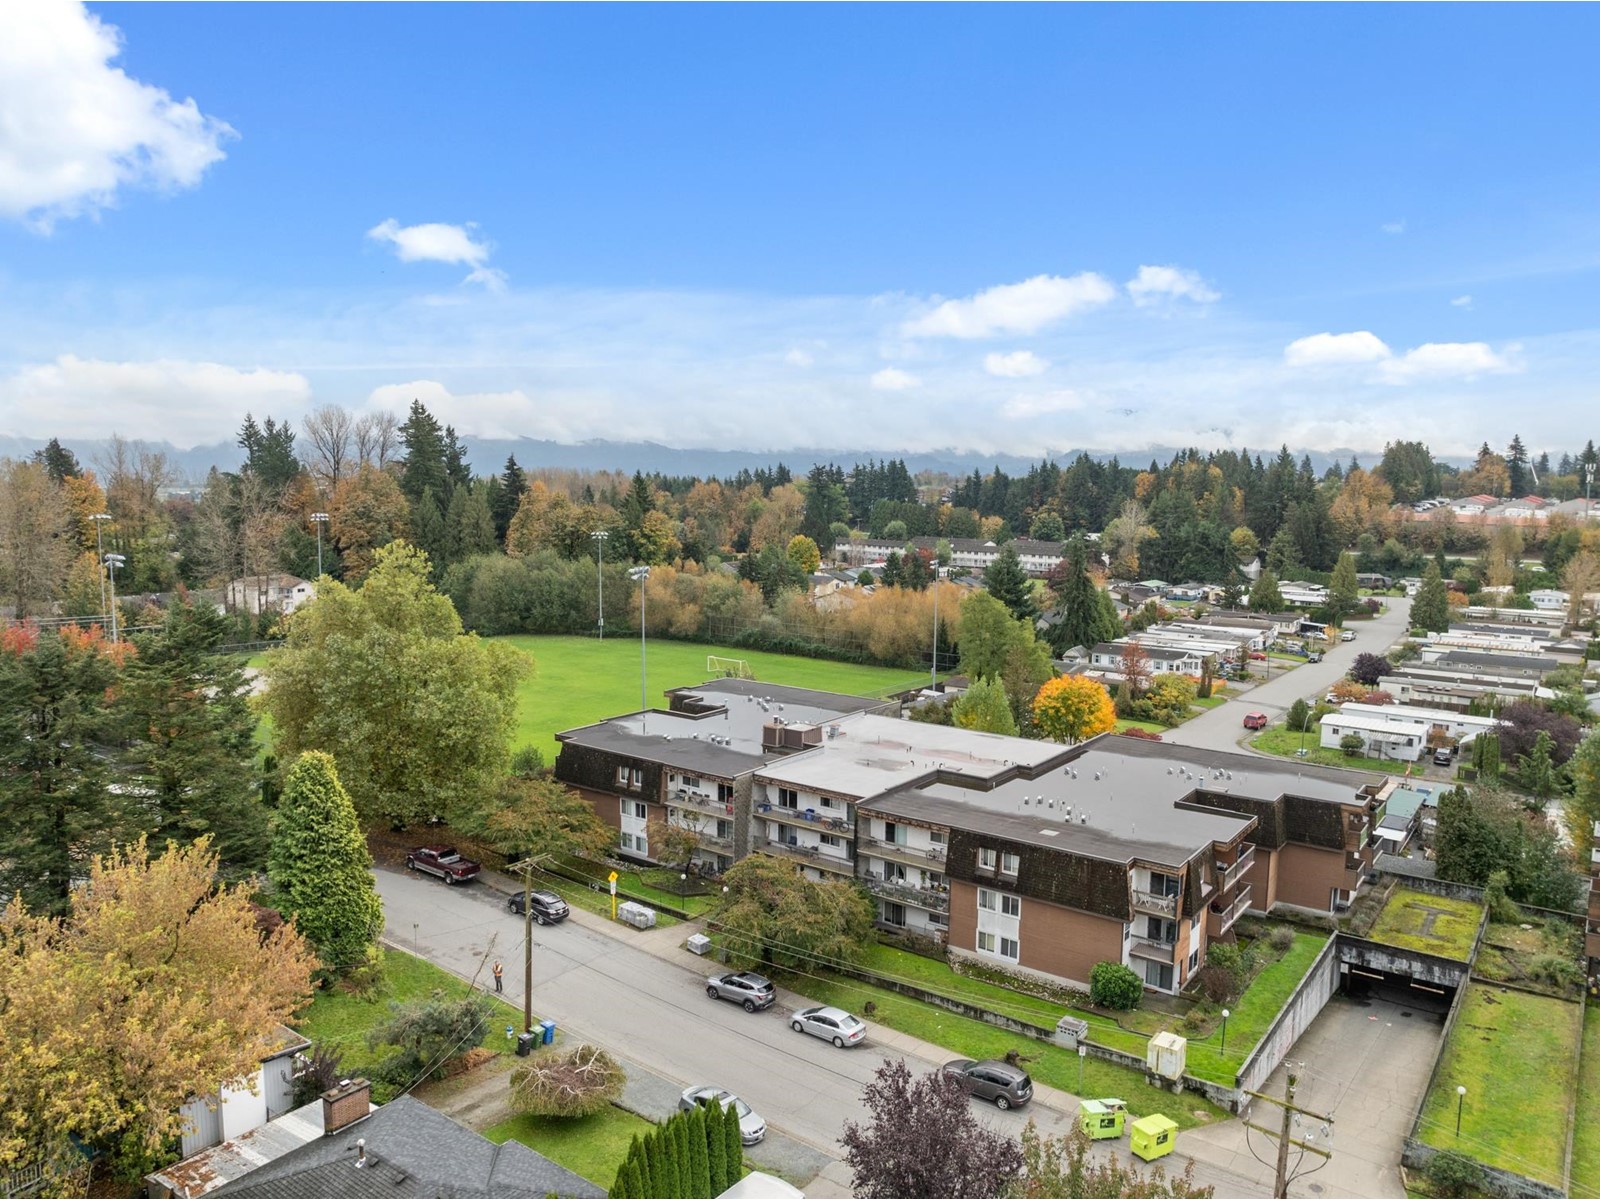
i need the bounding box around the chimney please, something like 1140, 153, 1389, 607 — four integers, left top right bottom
355, 1138, 367, 1169
322, 1078, 372, 1135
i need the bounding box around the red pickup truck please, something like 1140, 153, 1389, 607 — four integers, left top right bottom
405, 845, 481, 884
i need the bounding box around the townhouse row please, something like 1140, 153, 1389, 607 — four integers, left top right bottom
554, 678, 1393, 996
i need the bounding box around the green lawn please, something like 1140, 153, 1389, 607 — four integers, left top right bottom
1114, 718, 1169, 735
1249, 724, 1415, 774
775, 965, 1226, 1129
497, 635, 929, 761
527, 867, 681, 928
1417, 985, 1581, 1186
1571, 1006, 1600, 1198
485, 1105, 656, 1191
1367, 889, 1483, 961
294, 946, 519, 1099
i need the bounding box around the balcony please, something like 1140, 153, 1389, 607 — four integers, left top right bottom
669, 789, 734, 816
1129, 938, 1177, 964
1208, 885, 1253, 937
758, 836, 855, 875
860, 835, 947, 867
1131, 889, 1179, 918
1345, 849, 1366, 874
1588, 925, 1600, 963
1214, 845, 1256, 893
863, 875, 950, 911
757, 804, 853, 834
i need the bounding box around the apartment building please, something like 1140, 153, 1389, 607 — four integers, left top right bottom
553, 679, 1390, 994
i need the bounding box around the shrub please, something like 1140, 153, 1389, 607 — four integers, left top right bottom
1339, 732, 1366, 756
1268, 926, 1296, 954
1426, 1149, 1485, 1197
367, 991, 494, 1087
1527, 953, 1583, 990
1286, 698, 1311, 734
1482, 870, 1522, 925
511, 1044, 625, 1118
1089, 961, 1144, 1011
1195, 965, 1235, 1004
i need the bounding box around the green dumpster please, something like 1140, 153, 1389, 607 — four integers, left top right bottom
1130, 1113, 1178, 1162
1078, 1098, 1127, 1140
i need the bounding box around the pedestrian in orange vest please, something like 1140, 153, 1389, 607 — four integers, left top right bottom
493, 960, 504, 993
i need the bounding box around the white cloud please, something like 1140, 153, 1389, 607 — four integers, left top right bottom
1283, 331, 1393, 367
870, 367, 920, 391
784, 348, 814, 367
1002, 389, 1089, 420
0, 355, 309, 442
1378, 342, 1514, 383
0, 0, 235, 229
901, 273, 1116, 338
1126, 265, 1220, 307
984, 350, 1049, 378
366, 379, 551, 440
367, 218, 507, 289
1451, 295, 1474, 308
1382, 220, 1406, 235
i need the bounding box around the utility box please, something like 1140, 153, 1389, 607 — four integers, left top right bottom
1078, 1098, 1127, 1141
1054, 1015, 1090, 1050
1147, 1031, 1187, 1081
686, 933, 712, 956
617, 901, 657, 929
1130, 1113, 1178, 1162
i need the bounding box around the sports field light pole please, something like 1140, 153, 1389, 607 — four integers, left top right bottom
104, 552, 126, 643
591, 530, 609, 639
931, 565, 942, 691
630, 565, 650, 731
311, 511, 329, 578
91, 513, 112, 627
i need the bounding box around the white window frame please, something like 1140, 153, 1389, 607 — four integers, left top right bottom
977, 931, 996, 953
977, 888, 997, 911
820, 834, 841, 848
1000, 852, 1019, 876
999, 936, 1019, 961
978, 847, 997, 871
1001, 894, 1020, 918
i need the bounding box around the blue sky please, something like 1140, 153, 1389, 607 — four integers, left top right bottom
2, 2, 1598, 458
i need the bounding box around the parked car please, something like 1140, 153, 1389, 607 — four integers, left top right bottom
507, 888, 570, 924
705, 971, 776, 1012
1341, 630, 1356, 642
1306, 652, 1323, 664
1433, 747, 1455, 766
404, 845, 481, 884
942, 1059, 1033, 1110
1242, 712, 1268, 730
1248, 650, 1267, 660
790, 1006, 866, 1047
1325, 691, 1342, 704
679, 1086, 766, 1144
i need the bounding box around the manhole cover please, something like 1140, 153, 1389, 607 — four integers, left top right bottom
1400, 1010, 1413, 1018
1309, 1185, 1325, 1195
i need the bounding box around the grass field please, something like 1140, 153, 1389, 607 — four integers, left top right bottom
1417, 984, 1581, 1186
1249, 723, 1414, 775
497, 635, 929, 761
485, 1106, 655, 1191
1571, 1005, 1600, 1198
1367, 889, 1483, 961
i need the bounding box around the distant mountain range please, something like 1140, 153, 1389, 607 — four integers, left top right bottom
0, 433, 1474, 486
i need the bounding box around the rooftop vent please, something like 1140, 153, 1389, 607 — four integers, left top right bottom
1080, 812, 1089, 824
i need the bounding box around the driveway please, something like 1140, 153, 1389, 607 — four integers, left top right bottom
1162, 597, 1414, 753
1179, 993, 1444, 1198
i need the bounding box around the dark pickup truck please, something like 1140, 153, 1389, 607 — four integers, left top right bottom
405, 845, 481, 884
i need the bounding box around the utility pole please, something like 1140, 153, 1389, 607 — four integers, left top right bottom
1241, 1070, 1335, 1198
505, 855, 548, 1035
311, 511, 329, 578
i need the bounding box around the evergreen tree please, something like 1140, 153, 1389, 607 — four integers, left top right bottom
705, 1098, 729, 1193
446, 484, 498, 563
686, 1105, 712, 1197
1506, 434, 1530, 498
641, 1132, 661, 1198
1327, 551, 1360, 625
983, 543, 1036, 622
0, 630, 129, 916
398, 400, 448, 504
1248, 569, 1285, 613
492, 456, 526, 543
30, 437, 81, 482
266, 751, 383, 975
1045, 537, 1111, 655
1412, 561, 1451, 633
442, 424, 472, 495
880, 550, 902, 588
1265, 525, 1302, 576
722, 1101, 743, 1187
410, 487, 449, 574
121, 600, 267, 872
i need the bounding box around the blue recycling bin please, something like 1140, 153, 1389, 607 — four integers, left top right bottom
539, 1019, 556, 1045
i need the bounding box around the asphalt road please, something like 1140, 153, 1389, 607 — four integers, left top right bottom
1160, 597, 1414, 751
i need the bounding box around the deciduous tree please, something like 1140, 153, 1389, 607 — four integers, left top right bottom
511, 1044, 626, 1118
712, 854, 875, 969
0, 459, 74, 618
951, 675, 1018, 735
1032, 676, 1116, 744
1015, 1121, 1213, 1198
329, 463, 411, 582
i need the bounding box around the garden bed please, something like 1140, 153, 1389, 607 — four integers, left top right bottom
1366, 888, 1483, 962
1472, 916, 1584, 998
1416, 984, 1580, 1187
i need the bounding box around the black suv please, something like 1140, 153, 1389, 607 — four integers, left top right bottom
507, 889, 571, 925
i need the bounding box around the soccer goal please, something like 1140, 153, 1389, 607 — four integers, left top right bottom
706, 655, 755, 680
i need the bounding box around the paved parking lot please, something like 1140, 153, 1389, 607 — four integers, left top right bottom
1179, 993, 1445, 1197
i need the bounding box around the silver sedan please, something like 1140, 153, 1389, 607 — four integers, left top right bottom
789, 1005, 866, 1048
679, 1086, 767, 1144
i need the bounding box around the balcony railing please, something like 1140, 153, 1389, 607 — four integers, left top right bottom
757, 804, 853, 833
1214, 845, 1256, 892
1131, 889, 1178, 918
1209, 885, 1253, 935
863, 875, 950, 911
670, 789, 734, 815
1129, 938, 1177, 964
861, 835, 947, 864
759, 836, 854, 872
1345, 850, 1366, 873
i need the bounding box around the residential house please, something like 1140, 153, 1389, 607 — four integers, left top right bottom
1087, 641, 1210, 679
225, 575, 315, 616
1448, 494, 1500, 516
170, 1026, 310, 1160
1332, 702, 1501, 747
832, 536, 1070, 577
1277, 581, 1329, 609
1318, 712, 1427, 762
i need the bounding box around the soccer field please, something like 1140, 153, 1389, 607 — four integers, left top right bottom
498, 635, 929, 763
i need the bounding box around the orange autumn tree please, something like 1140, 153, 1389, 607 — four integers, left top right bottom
1032, 676, 1117, 744
0, 837, 316, 1188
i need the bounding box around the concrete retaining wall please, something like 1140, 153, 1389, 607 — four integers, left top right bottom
1236, 936, 1340, 1102
1400, 1138, 1563, 1199
1337, 935, 1473, 989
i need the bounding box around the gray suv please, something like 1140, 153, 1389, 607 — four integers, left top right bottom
706, 971, 776, 1012
943, 1058, 1033, 1110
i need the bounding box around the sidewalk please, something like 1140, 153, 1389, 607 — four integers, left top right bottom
487, 869, 1277, 1197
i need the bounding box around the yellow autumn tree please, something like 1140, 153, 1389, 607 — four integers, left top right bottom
1031, 675, 1116, 744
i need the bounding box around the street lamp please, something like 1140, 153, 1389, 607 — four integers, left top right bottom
931, 565, 943, 692
591, 531, 609, 639
1077, 1043, 1087, 1092
629, 565, 650, 731
103, 553, 126, 643
1456, 1085, 1467, 1137
91, 513, 112, 625
311, 512, 329, 578
681, 872, 688, 901
1220, 1008, 1230, 1054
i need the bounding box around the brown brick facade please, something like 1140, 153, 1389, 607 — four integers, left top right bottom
948, 880, 1125, 991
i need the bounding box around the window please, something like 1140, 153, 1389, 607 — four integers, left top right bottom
1143, 961, 1173, 990
820, 834, 841, 848
1149, 871, 1179, 897
632, 802, 648, 820
616, 766, 629, 787
978, 888, 997, 911
635, 836, 648, 857
717, 782, 735, 804
882, 902, 906, 927
1188, 948, 1199, 971
1001, 894, 1020, 918
681, 775, 701, 790
884, 821, 906, 845
927, 911, 948, 927
929, 830, 946, 846
619, 833, 635, 850
978, 848, 997, 872
630, 768, 644, 788
778, 787, 799, 810
999, 936, 1019, 960
1000, 852, 1019, 876
977, 931, 996, 952
715, 819, 733, 840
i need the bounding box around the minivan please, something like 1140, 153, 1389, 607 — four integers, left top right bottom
943, 1059, 1033, 1110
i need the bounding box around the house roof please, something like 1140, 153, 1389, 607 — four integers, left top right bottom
209, 1096, 603, 1199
